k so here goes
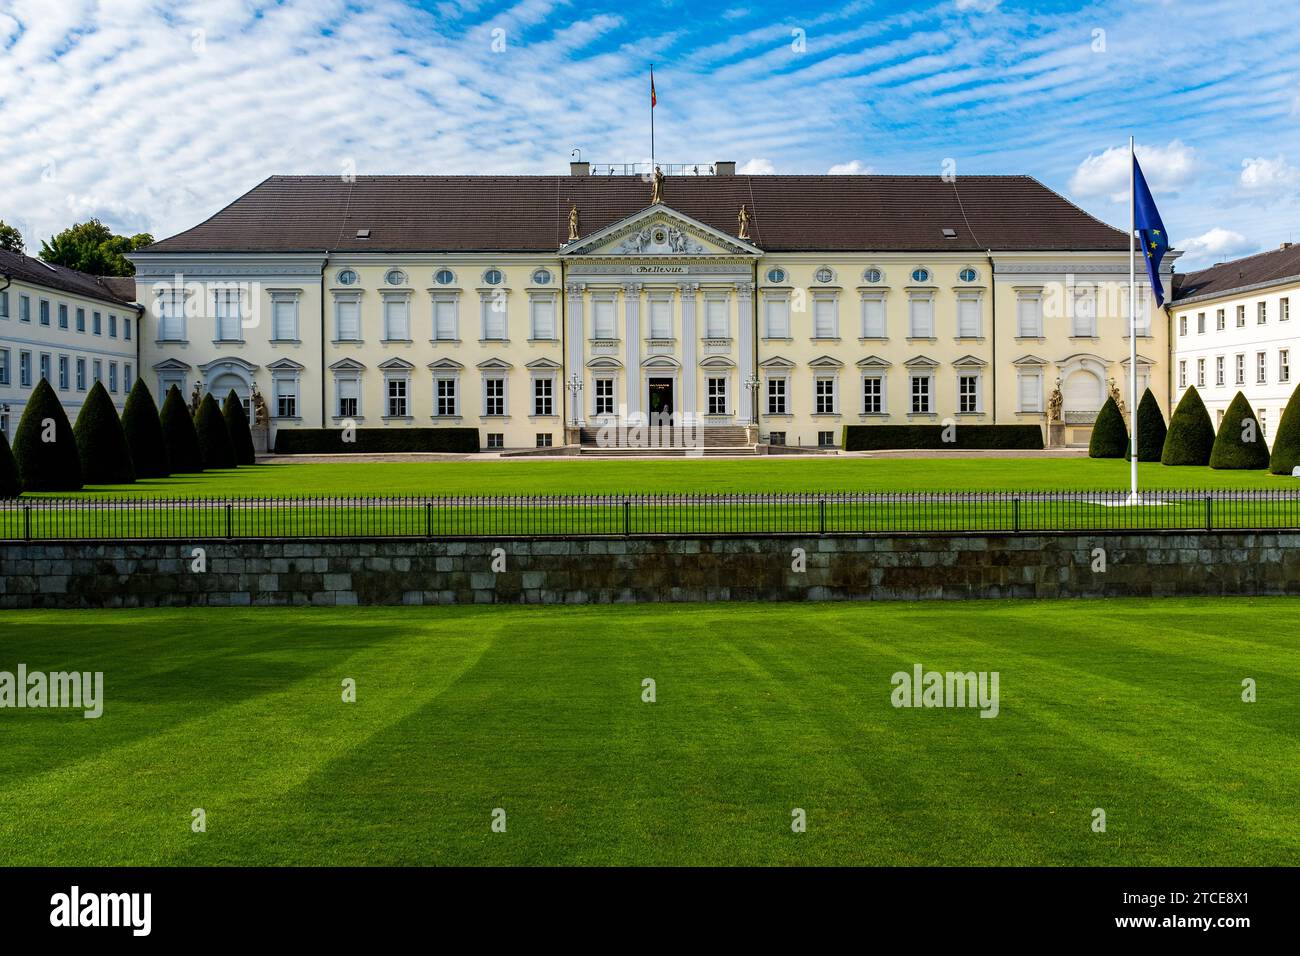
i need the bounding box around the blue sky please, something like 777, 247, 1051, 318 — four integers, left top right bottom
2, 0, 1299, 270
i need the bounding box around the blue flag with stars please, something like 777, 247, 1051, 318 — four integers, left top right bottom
1133, 155, 1170, 306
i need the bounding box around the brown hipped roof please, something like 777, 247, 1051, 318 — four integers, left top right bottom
141, 174, 1130, 255
1173, 243, 1300, 303
0, 248, 138, 308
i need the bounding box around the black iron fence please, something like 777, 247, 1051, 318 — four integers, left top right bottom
2, 490, 1300, 540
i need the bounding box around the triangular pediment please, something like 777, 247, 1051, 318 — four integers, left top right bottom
561, 205, 763, 258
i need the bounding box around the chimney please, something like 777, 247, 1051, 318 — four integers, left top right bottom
1281, 242, 1293, 250
570, 161, 590, 176
715, 161, 736, 176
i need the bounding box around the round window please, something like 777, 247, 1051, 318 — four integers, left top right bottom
483, 268, 504, 286
532, 269, 552, 285
815, 267, 834, 283
434, 268, 456, 285
337, 269, 358, 286
767, 268, 786, 284
864, 268, 882, 283
385, 269, 406, 286
959, 267, 978, 282
911, 268, 930, 283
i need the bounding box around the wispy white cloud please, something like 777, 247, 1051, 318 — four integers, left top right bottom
1068, 141, 1199, 203
828, 160, 873, 174
1179, 227, 1256, 268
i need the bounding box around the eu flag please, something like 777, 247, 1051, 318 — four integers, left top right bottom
1133, 155, 1170, 306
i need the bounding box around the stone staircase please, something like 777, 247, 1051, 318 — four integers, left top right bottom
577, 424, 756, 456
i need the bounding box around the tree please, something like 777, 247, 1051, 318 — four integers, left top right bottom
121, 379, 171, 478
194, 393, 236, 470
0, 431, 20, 498
1161, 385, 1216, 466
222, 390, 257, 466
38, 219, 153, 277
160, 385, 203, 473
0, 220, 24, 255
1131, 388, 1168, 462
1210, 391, 1270, 470
73, 381, 136, 485
12, 379, 82, 491
1088, 397, 1128, 458
1268, 383, 1300, 475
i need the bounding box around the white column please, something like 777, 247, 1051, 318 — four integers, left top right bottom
736, 281, 755, 423
565, 281, 584, 426
680, 281, 698, 418
623, 282, 642, 418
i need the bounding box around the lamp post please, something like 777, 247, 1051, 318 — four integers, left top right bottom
567, 373, 584, 425
743, 374, 761, 426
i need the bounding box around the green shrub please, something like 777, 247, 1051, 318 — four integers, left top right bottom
0, 431, 20, 498
159, 385, 203, 473
121, 378, 170, 478
840, 424, 1043, 452
222, 390, 257, 465
1088, 397, 1128, 458
1268, 383, 1300, 475
73, 381, 135, 484
1210, 391, 1270, 470
195, 392, 236, 469
13, 378, 82, 491
1161, 385, 1215, 466
273, 427, 482, 454
1131, 388, 1167, 462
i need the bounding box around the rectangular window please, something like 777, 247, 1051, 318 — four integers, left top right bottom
1017, 295, 1042, 337
705, 298, 728, 338
214, 290, 242, 341
109, 362, 118, 393
532, 296, 557, 340
39, 299, 50, 326
1235, 354, 1245, 385
861, 296, 885, 338
0, 290, 7, 318
1282, 298, 1291, 322
158, 293, 184, 340
1215, 355, 1225, 386
1072, 290, 1095, 336
58, 303, 68, 329
1017, 371, 1042, 413
275, 378, 297, 418
1197, 312, 1206, 334
648, 298, 671, 339
39, 353, 50, 383
1281, 350, 1291, 384
76, 307, 85, 332
109, 314, 117, 338
272, 297, 298, 340
93, 359, 102, 384
124, 362, 132, 387
765, 298, 789, 338
1196, 358, 1205, 388
1179, 316, 1187, 336
1178, 360, 1186, 388
337, 378, 359, 418
93, 311, 102, 335
863, 376, 883, 414
813, 298, 836, 338
486, 433, 504, 449
1216, 309, 1225, 331
335, 297, 360, 341
814, 377, 836, 414
957, 297, 980, 338
383, 297, 410, 341
124, 317, 132, 340
1260, 408, 1267, 437
535, 433, 553, 448
707, 376, 727, 415
532, 377, 554, 416
1258, 301, 1267, 325
75, 358, 86, 390
484, 378, 505, 416
435, 378, 457, 417
593, 298, 616, 339
20, 295, 31, 322
20, 351, 32, 387
433, 299, 458, 341
594, 378, 614, 415
908, 296, 934, 338
0, 349, 8, 386
768, 431, 786, 446
387, 378, 408, 417
1257, 351, 1267, 384
481, 296, 506, 340
767, 377, 787, 415
959, 374, 979, 413
818, 430, 835, 447
1236, 305, 1246, 328
910, 374, 932, 414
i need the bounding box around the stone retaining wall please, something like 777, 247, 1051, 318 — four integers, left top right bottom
1, 532, 1297, 608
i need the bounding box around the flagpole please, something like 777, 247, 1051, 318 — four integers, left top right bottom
1129, 134, 1139, 502
650, 65, 655, 172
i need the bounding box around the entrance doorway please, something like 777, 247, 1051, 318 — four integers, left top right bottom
648, 378, 674, 417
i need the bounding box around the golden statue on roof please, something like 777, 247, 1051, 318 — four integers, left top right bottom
568, 205, 580, 242
737, 204, 751, 240
650, 166, 664, 205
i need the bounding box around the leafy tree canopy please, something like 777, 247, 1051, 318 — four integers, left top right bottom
38, 219, 153, 276
0, 220, 24, 255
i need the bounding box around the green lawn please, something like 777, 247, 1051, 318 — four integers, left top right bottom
1, 600, 1294, 866
20, 456, 1299, 499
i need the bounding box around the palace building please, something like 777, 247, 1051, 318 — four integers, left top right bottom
126, 161, 1174, 451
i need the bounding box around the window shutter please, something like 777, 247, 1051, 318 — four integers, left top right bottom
435, 300, 457, 339
594, 299, 616, 339
862, 298, 885, 337
814, 299, 835, 337
958, 297, 980, 337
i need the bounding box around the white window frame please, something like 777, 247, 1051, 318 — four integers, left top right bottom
432, 294, 460, 342
907, 294, 934, 338
1281, 349, 1291, 384
647, 295, 673, 340
1178, 360, 1187, 388
384, 373, 411, 418
1215, 355, 1225, 387
814, 374, 838, 414
530, 293, 559, 341
531, 374, 556, 417
592, 295, 617, 340
1257, 351, 1267, 384
957, 370, 983, 414
335, 374, 362, 419
860, 294, 886, 339
861, 373, 886, 415
593, 377, 616, 416
706, 375, 728, 415
1016, 292, 1043, 337
433, 374, 459, 418
909, 373, 933, 414
704, 295, 729, 339
213, 287, 243, 342
272, 372, 300, 420
956, 293, 982, 339
1072, 286, 1096, 337
763, 295, 790, 339
1235, 354, 1244, 385
1196, 358, 1205, 388
158, 289, 187, 341
480, 291, 508, 341
766, 375, 788, 415
382, 293, 411, 342
270, 292, 300, 342
482, 375, 507, 417
334, 293, 362, 342
812, 294, 839, 339
1016, 369, 1043, 413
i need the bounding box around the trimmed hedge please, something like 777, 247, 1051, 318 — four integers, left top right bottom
0, 431, 20, 498
1161, 386, 1215, 466
13, 379, 82, 491
274, 427, 481, 454
195, 392, 237, 470
121, 378, 170, 478
1088, 397, 1128, 458
1268, 383, 1300, 475
74, 381, 135, 484
223, 390, 257, 465
1132, 388, 1167, 462
1210, 391, 1270, 470
841, 424, 1043, 452
160, 385, 203, 473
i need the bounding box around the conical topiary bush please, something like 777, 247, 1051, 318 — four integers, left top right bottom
73, 381, 135, 484
1088, 396, 1129, 458
0, 430, 20, 498
1131, 388, 1167, 462
1161, 385, 1216, 466
13, 378, 82, 491
1269, 383, 1300, 475
1210, 391, 1270, 470
195, 392, 236, 470
121, 378, 170, 478
160, 384, 203, 473
222, 389, 256, 466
